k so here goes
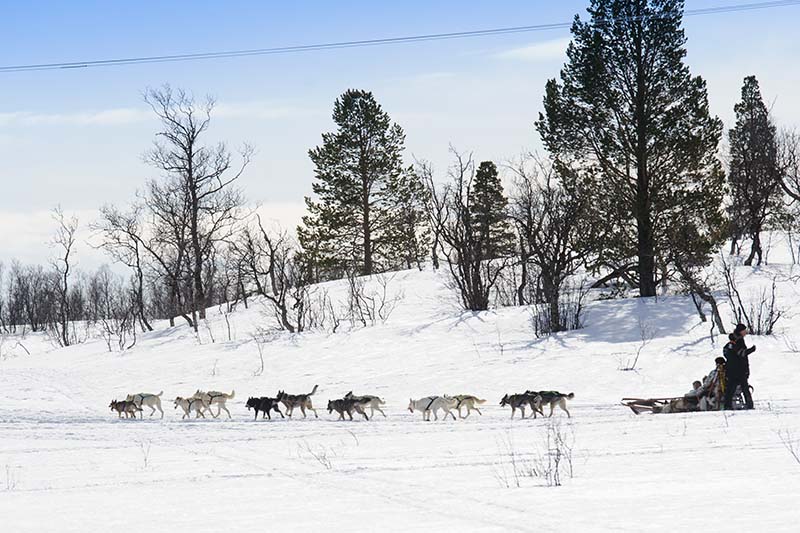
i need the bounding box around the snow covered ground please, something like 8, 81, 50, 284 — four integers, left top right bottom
2, 245, 800, 532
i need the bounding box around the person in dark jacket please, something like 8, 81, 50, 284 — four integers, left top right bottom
723, 325, 755, 410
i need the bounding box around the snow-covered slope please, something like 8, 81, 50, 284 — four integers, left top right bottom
1, 247, 799, 532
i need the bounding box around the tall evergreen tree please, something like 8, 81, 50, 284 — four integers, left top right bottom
298, 89, 407, 278
384, 169, 431, 270
469, 161, 515, 259
727, 75, 783, 266
536, 0, 725, 297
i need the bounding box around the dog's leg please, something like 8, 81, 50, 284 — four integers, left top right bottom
448, 409, 456, 421
276, 407, 285, 419
549, 403, 555, 418
474, 407, 482, 416
158, 404, 164, 419
561, 400, 571, 418
377, 407, 386, 418
510, 407, 515, 419
300, 405, 307, 418
310, 407, 318, 419
221, 404, 232, 419
521, 406, 526, 419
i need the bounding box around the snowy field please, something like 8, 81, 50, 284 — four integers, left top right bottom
2, 247, 800, 532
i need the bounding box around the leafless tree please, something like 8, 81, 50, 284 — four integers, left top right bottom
92, 204, 152, 331
508, 156, 594, 332
416, 159, 447, 269
143, 85, 252, 328
720, 254, 783, 335
49, 207, 78, 347
430, 149, 511, 311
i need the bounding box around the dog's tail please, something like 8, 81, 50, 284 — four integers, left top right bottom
378, 397, 386, 405
228, 390, 236, 399
157, 391, 163, 397
308, 384, 319, 396
475, 398, 487, 404
566, 392, 575, 400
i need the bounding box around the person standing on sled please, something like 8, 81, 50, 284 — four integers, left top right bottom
723, 325, 755, 410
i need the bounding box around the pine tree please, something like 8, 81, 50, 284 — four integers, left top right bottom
469, 161, 515, 259
298, 89, 407, 278
727, 75, 784, 266
536, 0, 725, 297
384, 169, 431, 270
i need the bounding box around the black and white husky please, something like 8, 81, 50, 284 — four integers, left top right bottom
344, 391, 386, 418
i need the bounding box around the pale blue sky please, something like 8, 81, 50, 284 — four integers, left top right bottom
2, 1, 799, 267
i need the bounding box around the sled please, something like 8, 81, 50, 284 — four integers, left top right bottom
622, 386, 750, 415
621, 397, 681, 415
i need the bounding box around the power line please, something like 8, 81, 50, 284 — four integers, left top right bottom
2, 0, 799, 74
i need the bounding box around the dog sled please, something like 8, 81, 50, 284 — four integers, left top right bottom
622, 386, 750, 415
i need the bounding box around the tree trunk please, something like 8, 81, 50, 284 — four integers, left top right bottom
542, 276, 561, 333
634, 18, 656, 299
745, 231, 762, 266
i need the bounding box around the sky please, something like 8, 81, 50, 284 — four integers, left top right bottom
2, 0, 799, 270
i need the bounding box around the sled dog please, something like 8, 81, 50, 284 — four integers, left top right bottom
193, 390, 235, 419
109, 399, 142, 419
125, 391, 164, 419
277, 385, 319, 418
344, 391, 386, 418
407, 396, 457, 421
174, 396, 210, 419
328, 397, 370, 421
526, 390, 574, 418
500, 392, 543, 419
451, 394, 487, 418
245, 397, 284, 421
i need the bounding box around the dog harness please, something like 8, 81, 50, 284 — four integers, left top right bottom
424, 397, 437, 411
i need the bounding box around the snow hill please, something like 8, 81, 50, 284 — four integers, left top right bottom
1, 238, 799, 532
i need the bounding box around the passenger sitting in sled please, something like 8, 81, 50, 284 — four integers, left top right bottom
700, 357, 727, 410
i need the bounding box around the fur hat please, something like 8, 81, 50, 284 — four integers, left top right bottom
734, 323, 747, 334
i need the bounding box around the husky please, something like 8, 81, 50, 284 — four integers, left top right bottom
174, 396, 210, 419
500, 392, 543, 419
109, 399, 142, 419
344, 391, 386, 418
277, 385, 319, 418
125, 391, 164, 419
451, 394, 487, 419
407, 396, 457, 421
526, 390, 574, 418
245, 397, 284, 421
327, 398, 370, 421
193, 390, 235, 419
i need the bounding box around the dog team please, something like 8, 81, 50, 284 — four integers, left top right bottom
109, 386, 574, 421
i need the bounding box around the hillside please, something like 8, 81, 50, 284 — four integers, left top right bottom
1, 245, 799, 532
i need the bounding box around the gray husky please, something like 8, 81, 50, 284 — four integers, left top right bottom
526, 390, 574, 418
277, 385, 319, 418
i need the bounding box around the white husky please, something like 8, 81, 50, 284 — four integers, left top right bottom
174, 396, 209, 419
408, 396, 457, 421
125, 391, 164, 419
193, 390, 235, 419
